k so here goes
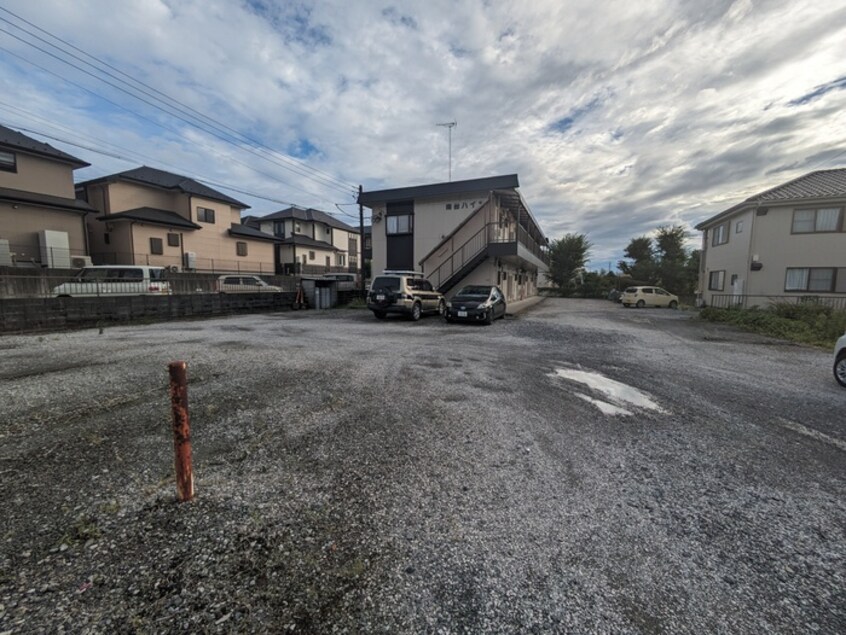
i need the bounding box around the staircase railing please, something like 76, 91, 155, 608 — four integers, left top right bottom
426, 223, 494, 290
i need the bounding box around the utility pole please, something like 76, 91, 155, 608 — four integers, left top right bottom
436, 121, 457, 181
359, 185, 366, 299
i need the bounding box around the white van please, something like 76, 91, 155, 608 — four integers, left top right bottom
52, 266, 171, 297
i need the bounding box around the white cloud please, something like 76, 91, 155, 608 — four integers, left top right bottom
0, 0, 844, 264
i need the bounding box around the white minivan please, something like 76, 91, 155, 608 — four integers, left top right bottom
52, 266, 171, 297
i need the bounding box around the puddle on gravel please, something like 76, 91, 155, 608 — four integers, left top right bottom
548, 367, 665, 416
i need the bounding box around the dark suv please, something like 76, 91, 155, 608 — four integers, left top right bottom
367, 271, 445, 321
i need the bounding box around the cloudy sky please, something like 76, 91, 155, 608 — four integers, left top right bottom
1, 0, 844, 267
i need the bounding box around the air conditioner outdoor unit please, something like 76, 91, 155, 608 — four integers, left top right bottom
183, 251, 197, 270
71, 255, 93, 268
0, 239, 12, 267
168, 264, 182, 273
39, 230, 71, 269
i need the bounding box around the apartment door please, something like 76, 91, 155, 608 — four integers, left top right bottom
386, 200, 414, 270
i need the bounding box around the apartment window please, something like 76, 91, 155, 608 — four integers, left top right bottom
785, 267, 839, 292
735, 220, 743, 233
386, 214, 413, 235
792, 208, 842, 233
0, 150, 16, 172
197, 207, 216, 223
708, 270, 725, 291
236, 242, 248, 257
167, 233, 180, 247
711, 223, 729, 246
309, 250, 315, 261
150, 237, 164, 255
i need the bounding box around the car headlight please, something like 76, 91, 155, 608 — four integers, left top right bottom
478, 301, 491, 309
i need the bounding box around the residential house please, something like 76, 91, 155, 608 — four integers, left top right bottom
696, 168, 846, 307
76, 166, 277, 273
358, 174, 549, 301
246, 207, 361, 275
0, 124, 95, 268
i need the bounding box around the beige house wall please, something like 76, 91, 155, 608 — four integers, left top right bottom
0, 202, 86, 262
106, 181, 185, 216
749, 203, 846, 296
700, 202, 846, 304
700, 209, 754, 304
0, 152, 76, 198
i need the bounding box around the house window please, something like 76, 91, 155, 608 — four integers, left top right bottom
365, 237, 371, 250
150, 237, 164, 255
711, 223, 729, 246
708, 270, 725, 291
387, 214, 413, 235
792, 208, 842, 233
236, 242, 248, 257
167, 233, 180, 247
785, 267, 838, 292
309, 250, 315, 261
197, 207, 216, 223
104, 233, 111, 245
735, 220, 743, 233
326, 226, 331, 235
295, 223, 302, 233
273, 221, 285, 237
325, 256, 331, 267
337, 253, 346, 266
0, 150, 16, 172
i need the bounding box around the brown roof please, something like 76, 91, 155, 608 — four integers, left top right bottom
696, 168, 846, 229
96, 207, 201, 229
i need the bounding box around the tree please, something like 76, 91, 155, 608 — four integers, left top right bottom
546, 233, 592, 292
654, 225, 688, 293
618, 235, 656, 283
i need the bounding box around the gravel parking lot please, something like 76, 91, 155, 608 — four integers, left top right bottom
1, 299, 843, 633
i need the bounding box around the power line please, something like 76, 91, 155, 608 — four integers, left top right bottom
2, 119, 360, 223
0, 11, 358, 196
0, 43, 351, 206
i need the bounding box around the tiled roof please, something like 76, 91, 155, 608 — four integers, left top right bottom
254, 206, 356, 232
751, 168, 846, 201
0, 124, 89, 168
79, 166, 249, 208
0, 186, 94, 213
277, 235, 340, 251
229, 223, 277, 242
96, 207, 201, 229
696, 168, 846, 229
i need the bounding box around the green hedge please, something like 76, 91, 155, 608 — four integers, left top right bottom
700, 302, 846, 347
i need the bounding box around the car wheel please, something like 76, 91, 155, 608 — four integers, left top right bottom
636, 300, 645, 308
835, 352, 846, 387
410, 302, 422, 321
669, 300, 678, 309
623, 303, 630, 308
445, 316, 454, 324
374, 311, 386, 320
485, 310, 493, 325
437, 299, 446, 316
499, 304, 507, 319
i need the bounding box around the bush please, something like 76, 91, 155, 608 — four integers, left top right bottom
699, 303, 846, 347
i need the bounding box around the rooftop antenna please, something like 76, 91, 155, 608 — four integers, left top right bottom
436, 121, 457, 181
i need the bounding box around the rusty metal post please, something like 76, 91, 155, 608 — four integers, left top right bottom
168, 361, 194, 502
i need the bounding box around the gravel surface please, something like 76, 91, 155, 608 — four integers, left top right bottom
1, 299, 843, 633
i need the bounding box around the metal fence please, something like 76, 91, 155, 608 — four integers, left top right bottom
0, 272, 300, 299
709, 294, 846, 311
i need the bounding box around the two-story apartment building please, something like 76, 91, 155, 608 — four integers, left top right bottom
246, 207, 361, 275
358, 174, 548, 301
77, 166, 277, 273
696, 168, 846, 307
0, 124, 95, 268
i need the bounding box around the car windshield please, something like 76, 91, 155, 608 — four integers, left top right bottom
455, 286, 491, 297
371, 277, 401, 291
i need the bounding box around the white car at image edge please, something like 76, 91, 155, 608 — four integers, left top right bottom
835, 332, 846, 388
